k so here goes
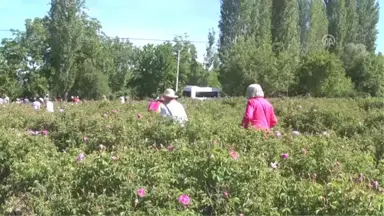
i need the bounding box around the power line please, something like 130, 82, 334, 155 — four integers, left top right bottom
118, 37, 207, 44
0, 29, 208, 44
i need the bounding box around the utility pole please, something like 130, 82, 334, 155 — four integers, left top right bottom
175, 49, 181, 92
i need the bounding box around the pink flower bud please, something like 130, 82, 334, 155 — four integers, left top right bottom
281, 153, 289, 159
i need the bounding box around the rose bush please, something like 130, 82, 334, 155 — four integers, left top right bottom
0, 97, 383, 215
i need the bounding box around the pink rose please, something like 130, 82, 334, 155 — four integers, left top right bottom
275, 131, 281, 138
42, 129, 48, 136
178, 194, 190, 205
372, 181, 379, 189
77, 153, 85, 161
229, 150, 239, 160
137, 114, 142, 119
223, 191, 229, 198
137, 188, 145, 198
167, 145, 175, 151
82, 136, 88, 142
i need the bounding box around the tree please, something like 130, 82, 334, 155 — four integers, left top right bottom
344, 0, 358, 44
0, 50, 22, 98
47, 0, 86, 100
173, 34, 203, 88
218, 0, 274, 95
298, 0, 310, 52
96, 36, 134, 97
201, 28, 221, 88
71, 59, 110, 99
342, 43, 384, 96
271, 0, 300, 54
341, 43, 369, 81
306, 0, 329, 54
131, 43, 177, 98
21, 18, 51, 97
326, 0, 347, 53
271, 0, 301, 95
296, 51, 353, 97
203, 28, 219, 71
356, 0, 379, 52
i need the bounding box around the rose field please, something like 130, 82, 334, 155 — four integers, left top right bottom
0, 97, 383, 215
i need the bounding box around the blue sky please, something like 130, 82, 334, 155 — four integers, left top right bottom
0, 0, 383, 62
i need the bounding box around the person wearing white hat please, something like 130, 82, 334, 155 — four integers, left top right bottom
160, 88, 188, 125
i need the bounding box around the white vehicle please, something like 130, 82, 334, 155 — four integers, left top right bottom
182, 85, 221, 100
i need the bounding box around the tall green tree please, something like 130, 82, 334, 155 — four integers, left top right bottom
271, 0, 300, 54
306, 0, 329, 54
356, 0, 379, 52
203, 28, 219, 71
344, 0, 358, 44
271, 0, 301, 95
47, 0, 86, 100
298, 0, 310, 53
218, 0, 275, 95
325, 0, 347, 53
201, 28, 221, 88
218, 0, 263, 61
218, 0, 241, 61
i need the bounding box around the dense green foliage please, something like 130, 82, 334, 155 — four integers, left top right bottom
0, 0, 382, 99
0, 98, 383, 215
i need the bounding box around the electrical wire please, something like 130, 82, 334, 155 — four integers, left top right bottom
0, 29, 208, 44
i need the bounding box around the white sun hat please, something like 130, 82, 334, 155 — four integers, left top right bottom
163, 88, 178, 98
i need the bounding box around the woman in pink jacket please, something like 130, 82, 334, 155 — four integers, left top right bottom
241, 84, 278, 130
